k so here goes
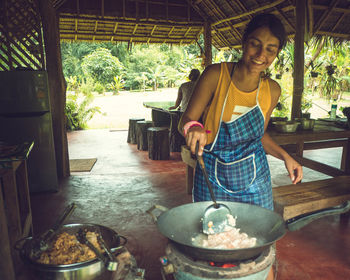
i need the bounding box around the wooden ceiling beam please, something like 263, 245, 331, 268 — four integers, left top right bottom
312, 4, 350, 14
113, 22, 118, 33
213, 0, 285, 26
316, 31, 349, 39
186, 0, 208, 21
273, 6, 295, 32
331, 13, 345, 32
193, 0, 240, 46
94, 21, 98, 32
52, 0, 68, 9
60, 31, 198, 41
314, 0, 340, 34
128, 0, 188, 8
150, 25, 157, 35
307, 0, 313, 37
60, 14, 203, 27
168, 26, 174, 36
184, 27, 192, 37
216, 6, 294, 32
132, 24, 138, 34
75, 18, 78, 40
202, 0, 241, 42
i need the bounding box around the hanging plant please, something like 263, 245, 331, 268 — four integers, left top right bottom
322, 64, 338, 100
309, 59, 323, 78
274, 53, 288, 79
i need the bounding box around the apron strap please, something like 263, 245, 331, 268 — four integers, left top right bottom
208, 63, 235, 152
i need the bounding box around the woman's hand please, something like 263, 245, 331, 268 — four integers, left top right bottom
186, 126, 208, 156
284, 155, 303, 184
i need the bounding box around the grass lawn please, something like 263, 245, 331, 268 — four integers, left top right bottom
87, 88, 178, 130
86, 88, 350, 130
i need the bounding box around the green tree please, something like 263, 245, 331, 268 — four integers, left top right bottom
81, 48, 124, 87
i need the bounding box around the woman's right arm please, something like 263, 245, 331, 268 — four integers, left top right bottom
178, 63, 221, 155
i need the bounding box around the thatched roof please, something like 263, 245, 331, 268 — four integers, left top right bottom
55, 0, 350, 49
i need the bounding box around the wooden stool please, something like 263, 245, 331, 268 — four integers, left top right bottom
127, 118, 145, 144
273, 176, 350, 220
136, 120, 153, 151
147, 127, 170, 160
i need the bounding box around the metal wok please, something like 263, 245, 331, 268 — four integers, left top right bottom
148, 200, 350, 262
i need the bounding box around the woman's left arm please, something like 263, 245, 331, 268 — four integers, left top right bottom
262, 79, 303, 184
261, 133, 303, 184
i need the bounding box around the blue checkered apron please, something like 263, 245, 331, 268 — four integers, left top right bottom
193, 78, 273, 210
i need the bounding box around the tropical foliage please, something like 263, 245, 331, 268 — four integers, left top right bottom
60, 37, 349, 129
271, 38, 350, 118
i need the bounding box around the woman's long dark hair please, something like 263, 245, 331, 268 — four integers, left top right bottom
242, 13, 286, 50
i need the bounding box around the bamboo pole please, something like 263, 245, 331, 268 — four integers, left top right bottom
37, 0, 70, 179
204, 21, 212, 67
291, 0, 306, 119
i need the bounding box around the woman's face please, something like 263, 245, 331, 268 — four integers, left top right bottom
242, 26, 280, 74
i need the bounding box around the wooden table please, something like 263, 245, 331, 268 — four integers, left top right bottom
143, 101, 185, 152
268, 120, 350, 176
0, 141, 34, 280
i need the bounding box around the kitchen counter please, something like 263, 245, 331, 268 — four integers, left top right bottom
267, 119, 350, 176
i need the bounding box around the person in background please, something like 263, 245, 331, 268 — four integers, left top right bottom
169, 69, 201, 111
178, 13, 303, 280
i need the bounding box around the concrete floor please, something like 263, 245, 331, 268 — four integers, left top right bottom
26, 129, 350, 280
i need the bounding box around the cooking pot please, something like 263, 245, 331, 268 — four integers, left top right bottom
148, 201, 350, 262
16, 223, 127, 280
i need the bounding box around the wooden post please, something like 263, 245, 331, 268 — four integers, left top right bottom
204, 21, 212, 67
37, 0, 70, 179
291, 0, 306, 119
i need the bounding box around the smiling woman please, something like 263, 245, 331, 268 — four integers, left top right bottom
178, 13, 302, 280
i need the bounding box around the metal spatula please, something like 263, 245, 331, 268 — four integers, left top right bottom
195, 144, 232, 234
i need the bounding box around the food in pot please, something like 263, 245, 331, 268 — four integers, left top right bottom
37, 231, 103, 265
192, 214, 257, 249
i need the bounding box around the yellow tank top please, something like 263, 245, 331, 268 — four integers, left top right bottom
203, 62, 271, 144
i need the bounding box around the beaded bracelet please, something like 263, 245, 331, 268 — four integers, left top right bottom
183, 121, 204, 137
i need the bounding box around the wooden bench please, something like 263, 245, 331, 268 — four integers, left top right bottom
273, 176, 350, 220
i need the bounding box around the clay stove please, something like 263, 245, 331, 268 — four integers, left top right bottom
160, 243, 275, 280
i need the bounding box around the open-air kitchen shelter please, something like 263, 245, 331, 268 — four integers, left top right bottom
1, 1, 350, 279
